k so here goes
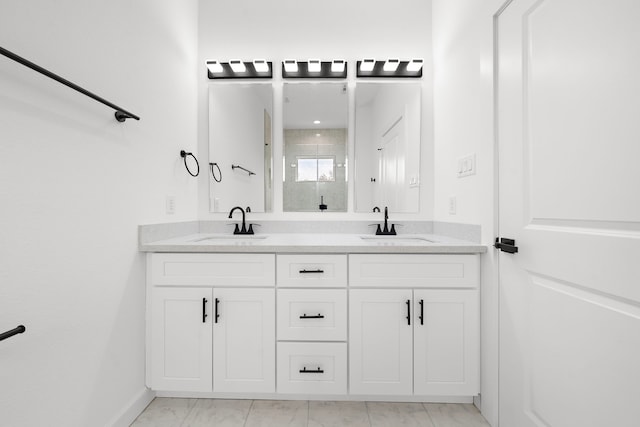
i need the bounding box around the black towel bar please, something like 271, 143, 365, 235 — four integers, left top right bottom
0, 325, 26, 342
0, 45, 140, 122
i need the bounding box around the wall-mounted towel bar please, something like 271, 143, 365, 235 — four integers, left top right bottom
231, 164, 256, 176
0, 325, 26, 342
0, 45, 140, 122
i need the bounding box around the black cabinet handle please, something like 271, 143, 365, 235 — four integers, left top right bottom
215, 298, 220, 323
299, 269, 324, 274
406, 299, 411, 325
202, 298, 208, 323
300, 366, 324, 374
299, 313, 325, 319
418, 299, 424, 325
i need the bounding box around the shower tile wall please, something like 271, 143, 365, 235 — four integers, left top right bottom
283, 128, 347, 212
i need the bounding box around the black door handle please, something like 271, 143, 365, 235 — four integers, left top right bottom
215, 298, 220, 323
406, 299, 411, 325
418, 299, 424, 325
299, 366, 324, 374
494, 237, 518, 253
203, 298, 208, 323
299, 269, 324, 274
300, 313, 325, 319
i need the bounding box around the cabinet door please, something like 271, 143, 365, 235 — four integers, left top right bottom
213, 288, 275, 393
150, 287, 212, 391
349, 289, 413, 395
413, 289, 479, 396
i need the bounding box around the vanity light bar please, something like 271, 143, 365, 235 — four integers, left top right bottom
282, 60, 348, 79
357, 59, 423, 78
206, 60, 273, 79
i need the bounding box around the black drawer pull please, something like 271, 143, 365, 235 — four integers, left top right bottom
300, 313, 325, 319
203, 298, 208, 323
299, 269, 324, 274
406, 299, 411, 325
300, 366, 324, 374
214, 298, 220, 323
418, 299, 424, 325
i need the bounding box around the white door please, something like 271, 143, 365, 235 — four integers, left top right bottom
496, 1, 640, 426
213, 288, 275, 393
349, 289, 413, 395
414, 290, 479, 396
150, 287, 212, 392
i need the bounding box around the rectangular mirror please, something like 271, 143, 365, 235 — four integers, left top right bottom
283, 83, 348, 212
354, 83, 421, 213
208, 84, 273, 212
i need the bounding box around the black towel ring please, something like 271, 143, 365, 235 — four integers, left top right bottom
209, 162, 222, 182
180, 150, 199, 177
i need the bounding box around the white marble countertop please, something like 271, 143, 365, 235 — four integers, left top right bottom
139, 233, 487, 254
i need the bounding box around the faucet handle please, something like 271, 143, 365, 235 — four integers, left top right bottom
233, 224, 241, 235
246, 223, 260, 235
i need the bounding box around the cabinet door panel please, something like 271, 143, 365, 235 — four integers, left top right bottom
213, 288, 275, 393
349, 289, 413, 395
414, 289, 479, 395
150, 287, 212, 392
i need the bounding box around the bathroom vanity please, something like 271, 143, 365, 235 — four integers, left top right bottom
141, 232, 485, 402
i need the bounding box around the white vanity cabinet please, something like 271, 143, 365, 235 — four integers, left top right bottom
145, 249, 481, 400
147, 253, 275, 393
349, 254, 480, 397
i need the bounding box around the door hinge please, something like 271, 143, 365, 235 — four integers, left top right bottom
494, 237, 518, 254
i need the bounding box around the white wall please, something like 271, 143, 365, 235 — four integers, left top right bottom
0, 1, 199, 426
432, 1, 504, 425
197, 0, 434, 221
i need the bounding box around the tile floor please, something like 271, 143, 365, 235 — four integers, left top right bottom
131, 398, 490, 427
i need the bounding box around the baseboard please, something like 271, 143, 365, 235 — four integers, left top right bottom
108, 388, 155, 427
155, 390, 474, 404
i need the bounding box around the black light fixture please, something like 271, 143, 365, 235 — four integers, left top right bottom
356, 58, 423, 78
282, 59, 348, 79
206, 59, 273, 79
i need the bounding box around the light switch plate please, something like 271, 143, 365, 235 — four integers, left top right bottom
165, 196, 176, 215
457, 154, 476, 178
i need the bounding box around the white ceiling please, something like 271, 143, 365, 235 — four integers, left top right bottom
283, 83, 348, 129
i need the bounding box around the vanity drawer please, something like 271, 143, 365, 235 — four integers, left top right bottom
277, 342, 347, 395
149, 253, 275, 286
349, 254, 479, 288
277, 255, 347, 287
277, 289, 347, 341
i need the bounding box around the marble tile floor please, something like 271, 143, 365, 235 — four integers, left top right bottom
130, 398, 490, 427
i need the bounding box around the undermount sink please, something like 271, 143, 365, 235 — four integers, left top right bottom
191, 235, 268, 245
360, 236, 436, 245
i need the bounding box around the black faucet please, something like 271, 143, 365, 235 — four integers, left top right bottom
372, 206, 380, 212
228, 206, 254, 235
375, 206, 397, 235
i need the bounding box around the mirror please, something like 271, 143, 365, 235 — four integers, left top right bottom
354, 83, 421, 213
283, 83, 348, 212
208, 84, 273, 212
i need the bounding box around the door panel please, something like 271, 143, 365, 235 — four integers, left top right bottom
349, 289, 413, 395
150, 287, 212, 392
497, 0, 640, 425
414, 290, 479, 396
213, 288, 275, 393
